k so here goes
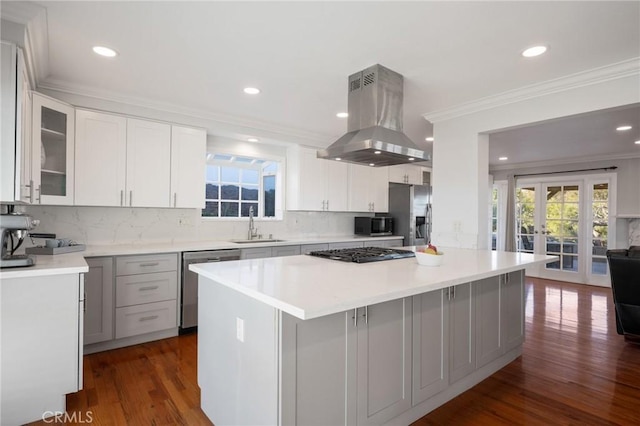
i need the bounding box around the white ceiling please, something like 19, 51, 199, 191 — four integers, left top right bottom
3, 1, 639, 166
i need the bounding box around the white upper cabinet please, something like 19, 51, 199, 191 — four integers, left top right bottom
170, 126, 206, 208
76, 109, 203, 208
126, 118, 171, 208
388, 164, 424, 185
348, 164, 389, 213
286, 146, 348, 211
75, 110, 127, 206
32, 93, 75, 205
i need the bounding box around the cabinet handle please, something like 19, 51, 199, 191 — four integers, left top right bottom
120, 190, 124, 206
446, 288, 451, 300
139, 285, 159, 292
25, 179, 33, 201
353, 308, 358, 327
371, 202, 374, 212
326, 200, 329, 211
36, 184, 41, 203
452, 286, 456, 299
173, 193, 177, 207
364, 305, 368, 324
139, 262, 160, 267
129, 190, 133, 207
139, 315, 159, 322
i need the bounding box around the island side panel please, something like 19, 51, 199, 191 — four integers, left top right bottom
198, 276, 279, 426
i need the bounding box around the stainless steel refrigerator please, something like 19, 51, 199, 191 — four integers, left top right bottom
388, 183, 432, 246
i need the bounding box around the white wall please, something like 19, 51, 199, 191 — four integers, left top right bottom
431, 72, 640, 249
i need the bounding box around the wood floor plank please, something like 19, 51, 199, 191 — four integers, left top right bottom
26, 277, 640, 425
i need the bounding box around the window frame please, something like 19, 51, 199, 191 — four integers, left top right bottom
202, 153, 284, 221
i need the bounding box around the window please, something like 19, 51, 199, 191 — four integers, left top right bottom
490, 187, 498, 250
202, 154, 281, 219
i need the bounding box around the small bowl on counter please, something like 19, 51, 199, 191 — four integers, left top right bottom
414, 249, 444, 266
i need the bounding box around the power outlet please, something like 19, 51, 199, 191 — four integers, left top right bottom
236, 317, 245, 342
453, 221, 462, 232
179, 217, 193, 227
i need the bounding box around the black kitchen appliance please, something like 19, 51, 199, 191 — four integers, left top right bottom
308, 246, 414, 263
354, 216, 393, 237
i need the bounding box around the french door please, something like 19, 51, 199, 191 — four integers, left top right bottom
515, 175, 615, 286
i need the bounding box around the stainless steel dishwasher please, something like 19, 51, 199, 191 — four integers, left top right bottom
181, 249, 241, 333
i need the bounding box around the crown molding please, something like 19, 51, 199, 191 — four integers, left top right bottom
488, 151, 640, 173
38, 79, 333, 146
423, 58, 640, 123
1, 1, 49, 85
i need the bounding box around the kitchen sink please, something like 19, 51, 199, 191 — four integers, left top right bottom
229, 239, 286, 244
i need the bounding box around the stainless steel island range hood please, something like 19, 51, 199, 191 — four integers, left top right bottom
317, 64, 430, 167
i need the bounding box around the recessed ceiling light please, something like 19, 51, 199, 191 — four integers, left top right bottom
499, 156, 508, 161
408, 158, 415, 161
369, 163, 375, 167
617, 125, 632, 131
247, 138, 259, 142
522, 45, 547, 58
425, 137, 434, 142
336, 112, 348, 118
92, 46, 117, 57
635, 140, 640, 145
335, 157, 342, 161
243, 87, 260, 95
374, 150, 381, 154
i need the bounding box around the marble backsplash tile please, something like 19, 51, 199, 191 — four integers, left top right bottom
21, 206, 363, 246
630, 219, 640, 246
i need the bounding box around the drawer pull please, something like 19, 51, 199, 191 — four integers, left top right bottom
139, 262, 160, 267
139, 285, 159, 292
139, 315, 159, 322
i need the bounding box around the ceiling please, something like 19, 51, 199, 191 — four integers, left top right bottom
2, 1, 639, 166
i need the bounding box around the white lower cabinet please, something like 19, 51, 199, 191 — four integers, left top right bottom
1, 273, 83, 425
412, 289, 449, 405
84, 257, 114, 345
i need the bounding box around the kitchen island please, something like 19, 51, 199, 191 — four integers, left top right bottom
190, 247, 555, 425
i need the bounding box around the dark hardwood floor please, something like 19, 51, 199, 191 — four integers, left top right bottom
28, 277, 640, 425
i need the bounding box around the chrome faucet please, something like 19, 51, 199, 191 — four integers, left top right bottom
248, 206, 258, 240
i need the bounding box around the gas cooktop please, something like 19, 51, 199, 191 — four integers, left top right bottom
307, 247, 415, 263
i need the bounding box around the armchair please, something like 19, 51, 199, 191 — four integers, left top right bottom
606, 248, 640, 339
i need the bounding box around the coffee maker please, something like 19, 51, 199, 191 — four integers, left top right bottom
1, 213, 39, 268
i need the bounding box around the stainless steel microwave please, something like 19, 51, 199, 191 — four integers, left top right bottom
354, 216, 393, 237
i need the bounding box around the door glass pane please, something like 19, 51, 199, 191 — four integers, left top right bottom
544, 184, 580, 273
40, 106, 67, 196
516, 187, 536, 253
590, 183, 609, 276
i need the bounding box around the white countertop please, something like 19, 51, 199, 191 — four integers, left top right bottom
190, 247, 557, 320
0, 235, 402, 279
0, 252, 88, 279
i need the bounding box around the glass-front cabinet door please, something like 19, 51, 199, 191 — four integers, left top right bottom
31, 93, 75, 204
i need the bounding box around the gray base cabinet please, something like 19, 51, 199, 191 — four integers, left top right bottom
357, 298, 412, 425
412, 289, 448, 405
198, 271, 526, 426
449, 282, 475, 383
84, 257, 114, 345
281, 311, 357, 426
281, 298, 411, 426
